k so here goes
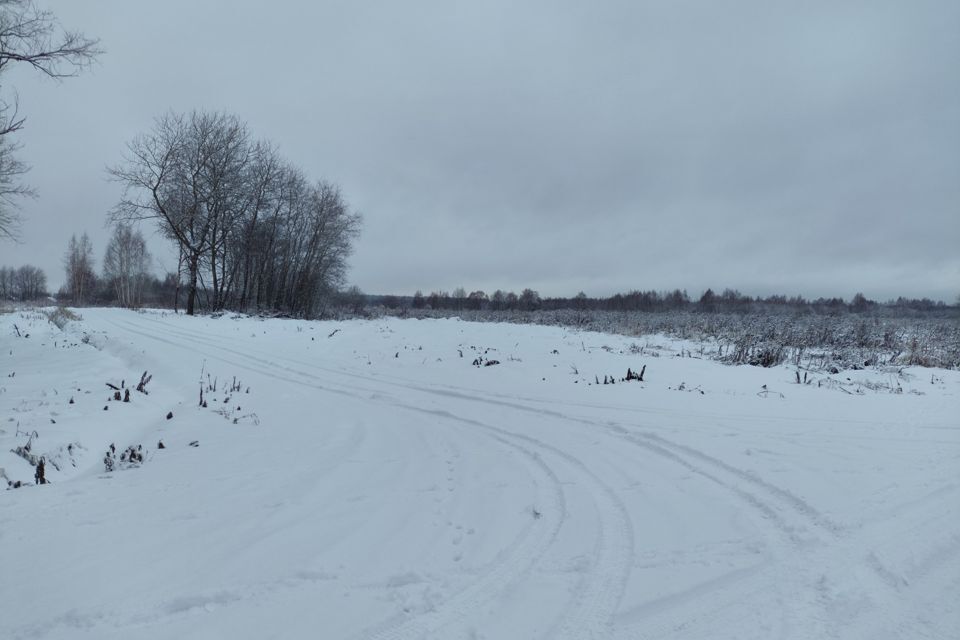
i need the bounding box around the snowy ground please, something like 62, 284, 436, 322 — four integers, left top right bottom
1, 308, 958, 640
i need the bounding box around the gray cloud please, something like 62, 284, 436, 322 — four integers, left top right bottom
3, 0, 957, 301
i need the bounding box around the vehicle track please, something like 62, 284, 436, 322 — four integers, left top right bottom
110, 315, 832, 540
357, 431, 568, 640
100, 315, 958, 638
104, 316, 634, 638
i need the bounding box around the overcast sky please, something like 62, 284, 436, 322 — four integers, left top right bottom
3, 0, 958, 301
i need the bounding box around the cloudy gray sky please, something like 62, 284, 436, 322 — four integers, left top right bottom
3, 0, 958, 301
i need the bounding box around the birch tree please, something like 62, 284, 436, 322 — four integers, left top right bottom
102, 223, 150, 308
63, 231, 94, 304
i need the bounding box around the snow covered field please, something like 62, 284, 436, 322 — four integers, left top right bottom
1, 308, 958, 639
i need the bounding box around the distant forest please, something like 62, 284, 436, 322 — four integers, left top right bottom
369, 288, 955, 317
1, 261, 956, 320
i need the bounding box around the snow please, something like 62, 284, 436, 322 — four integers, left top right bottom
1, 308, 958, 639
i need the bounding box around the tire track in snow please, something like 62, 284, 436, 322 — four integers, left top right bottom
370, 374, 959, 633
103, 315, 635, 638
102, 318, 837, 550
370, 405, 634, 640
114, 314, 825, 538
101, 315, 958, 638
108, 316, 786, 595
100, 317, 576, 637
356, 432, 567, 640
402, 383, 950, 638
490, 428, 634, 640
121, 309, 829, 547
612, 481, 960, 638
235, 320, 955, 636
370, 382, 832, 544
622, 429, 843, 535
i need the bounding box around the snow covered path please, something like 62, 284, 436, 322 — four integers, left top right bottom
2, 309, 958, 639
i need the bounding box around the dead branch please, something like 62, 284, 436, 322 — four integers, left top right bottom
136, 370, 152, 394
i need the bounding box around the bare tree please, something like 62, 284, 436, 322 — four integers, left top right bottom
63, 231, 94, 304
0, 134, 29, 238
111, 109, 361, 317
412, 290, 425, 309
451, 286, 466, 311
0, 0, 100, 239
0, 264, 10, 299
340, 285, 365, 314
519, 288, 540, 311
259, 176, 361, 316
103, 223, 151, 308
15, 263, 44, 299
0, 262, 45, 300
467, 290, 487, 310
490, 289, 505, 311
233, 141, 283, 311
109, 111, 246, 314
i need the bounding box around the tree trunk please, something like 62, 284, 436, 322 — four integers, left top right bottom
186, 254, 200, 315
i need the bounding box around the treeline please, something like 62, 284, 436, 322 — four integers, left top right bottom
3, 224, 176, 307
0, 265, 47, 301
0, 261, 177, 307
109, 110, 361, 317
60, 272, 179, 307
59, 226, 176, 308
383, 287, 954, 315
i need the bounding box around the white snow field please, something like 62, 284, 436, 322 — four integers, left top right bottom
1, 308, 958, 640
